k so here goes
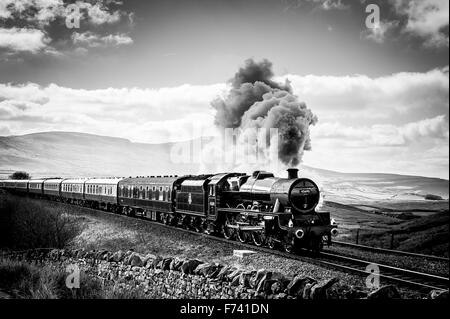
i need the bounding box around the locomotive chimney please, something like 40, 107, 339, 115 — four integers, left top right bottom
287, 168, 298, 179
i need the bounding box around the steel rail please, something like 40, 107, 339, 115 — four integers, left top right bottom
331, 240, 449, 262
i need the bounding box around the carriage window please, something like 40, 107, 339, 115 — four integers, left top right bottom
159, 187, 164, 201
167, 186, 171, 200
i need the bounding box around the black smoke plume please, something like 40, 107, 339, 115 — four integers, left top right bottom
212, 58, 317, 167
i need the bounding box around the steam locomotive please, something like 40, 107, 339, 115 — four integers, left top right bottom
0, 168, 337, 253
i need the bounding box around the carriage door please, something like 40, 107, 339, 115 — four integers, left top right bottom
208, 185, 216, 217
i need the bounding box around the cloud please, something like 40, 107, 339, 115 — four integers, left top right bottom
0, 83, 49, 104
279, 67, 449, 122
0, 82, 226, 143
362, 0, 449, 47
82, 1, 121, 25
72, 31, 133, 47
312, 115, 449, 147
0, 0, 132, 55
0, 0, 126, 26
401, 114, 449, 140
283, 0, 349, 11
315, 0, 349, 10
393, 0, 449, 47
0, 27, 51, 53
362, 20, 399, 43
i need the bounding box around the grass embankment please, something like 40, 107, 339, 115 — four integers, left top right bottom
0, 259, 149, 299
0, 193, 147, 299
0, 194, 82, 250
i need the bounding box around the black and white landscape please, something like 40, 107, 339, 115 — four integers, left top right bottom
0, 0, 448, 304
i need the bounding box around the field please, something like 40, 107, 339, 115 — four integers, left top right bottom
324, 200, 449, 257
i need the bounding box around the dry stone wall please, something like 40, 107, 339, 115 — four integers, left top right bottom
3, 248, 439, 300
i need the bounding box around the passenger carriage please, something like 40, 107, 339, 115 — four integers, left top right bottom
2, 180, 15, 191
28, 179, 44, 196
61, 178, 89, 204
84, 178, 123, 211
43, 178, 64, 200
2, 179, 28, 193
118, 175, 184, 219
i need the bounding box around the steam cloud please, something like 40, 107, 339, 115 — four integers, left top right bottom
212, 58, 317, 167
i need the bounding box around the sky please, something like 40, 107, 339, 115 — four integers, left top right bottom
0, 0, 449, 178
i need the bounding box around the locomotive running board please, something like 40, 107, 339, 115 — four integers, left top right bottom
226, 224, 264, 231
218, 208, 261, 216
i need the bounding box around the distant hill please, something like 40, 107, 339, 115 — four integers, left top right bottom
0, 131, 201, 178
0, 131, 448, 201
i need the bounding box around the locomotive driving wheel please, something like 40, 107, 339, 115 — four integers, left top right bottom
223, 214, 236, 240
237, 229, 249, 243
267, 236, 277, 250
251, 231, 265, 247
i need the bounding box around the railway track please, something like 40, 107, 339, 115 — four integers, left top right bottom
201, 231, 449, 292
6, 195, 450, 293
317, 251, 449, 291
75, 202, 449, 292
331, 240, 449, 262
